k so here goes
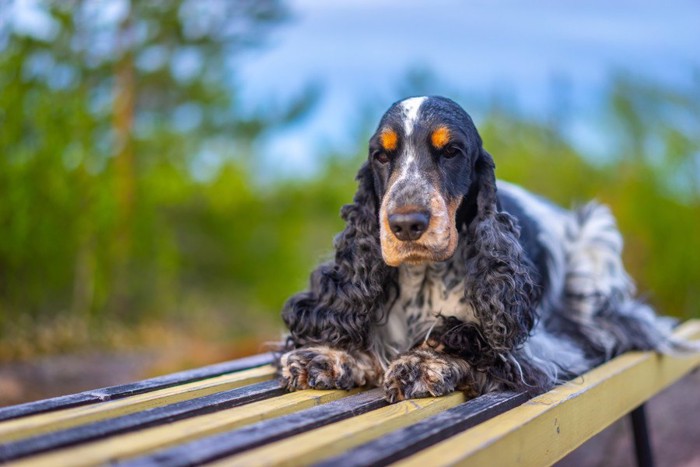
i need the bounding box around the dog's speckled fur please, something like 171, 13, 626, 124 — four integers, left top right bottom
279, 96, 692, 402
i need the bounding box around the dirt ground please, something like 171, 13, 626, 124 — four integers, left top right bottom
1, 355, 698, 466
0, 334, 269, 407
0, 352, 160, 406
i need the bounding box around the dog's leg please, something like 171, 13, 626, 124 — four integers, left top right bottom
280, 346, 382, 391
382, 347, 485, 402
563, 203, 679, 356
564, 203, 633, 318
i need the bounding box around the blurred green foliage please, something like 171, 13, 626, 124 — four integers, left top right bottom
1, 2, 699, 359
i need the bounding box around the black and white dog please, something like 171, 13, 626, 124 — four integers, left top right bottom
279, 96, 685, 402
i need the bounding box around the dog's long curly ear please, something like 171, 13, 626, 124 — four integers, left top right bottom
282, 162, 393, 351
463, 149, 540, 355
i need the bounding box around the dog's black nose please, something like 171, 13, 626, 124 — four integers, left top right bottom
389, 212, 430, 241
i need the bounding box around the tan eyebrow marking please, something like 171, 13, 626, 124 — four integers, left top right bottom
431, 126, 451, 149
380, 128, 398, 151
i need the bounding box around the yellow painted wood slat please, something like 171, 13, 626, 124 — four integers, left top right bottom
395, 320, 700, 467
10, 388, 358, 467
213, 391, 467, 466
0, 365, 276, 443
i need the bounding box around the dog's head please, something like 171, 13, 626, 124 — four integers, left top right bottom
367, 96, 492, 267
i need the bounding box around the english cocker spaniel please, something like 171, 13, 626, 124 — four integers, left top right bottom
279, 96, 687, 402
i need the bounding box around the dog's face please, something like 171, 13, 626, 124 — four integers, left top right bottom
368, 96, 483, 267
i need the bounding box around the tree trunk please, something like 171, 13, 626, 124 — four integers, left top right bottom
111, 1, 136, 315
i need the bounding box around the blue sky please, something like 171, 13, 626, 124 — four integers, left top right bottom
6, 0, 699, 179
236, 0, 700, 178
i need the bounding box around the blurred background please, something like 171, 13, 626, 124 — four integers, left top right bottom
0, 0, 699, 423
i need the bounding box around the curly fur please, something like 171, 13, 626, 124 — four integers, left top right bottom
463, 151, 540, 354
278, 96, 695, 401
282, 163, 395, 352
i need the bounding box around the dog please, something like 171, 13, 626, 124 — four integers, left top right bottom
278, 96, 686, 402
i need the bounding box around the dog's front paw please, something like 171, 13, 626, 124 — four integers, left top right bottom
279, 347, 365, 391
383, 349, 465, 402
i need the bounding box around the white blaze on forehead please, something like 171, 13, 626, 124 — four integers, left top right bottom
400, 96, 427, 136
391, 97, 427, 187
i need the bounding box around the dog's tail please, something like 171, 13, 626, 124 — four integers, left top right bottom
595, 299, 700, 356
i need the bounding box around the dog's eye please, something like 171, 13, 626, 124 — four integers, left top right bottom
442, 144, 461, 159
372, 150, 390, 164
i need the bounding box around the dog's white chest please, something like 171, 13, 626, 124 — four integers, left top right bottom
382, 262, 477, 353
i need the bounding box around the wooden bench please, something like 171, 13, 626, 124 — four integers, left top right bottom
1, 320, 698, 466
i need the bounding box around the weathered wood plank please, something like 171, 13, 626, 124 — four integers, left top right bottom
4, 322, 696, 466
121, 389, 388, 467
11, 388, 359, 467
213, 391, 467, 466
0, 380, 285, 462
0, 365, 276, 443
315, 390, 529, 467
0, 352, 274, 422
395, 321, 700, 467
